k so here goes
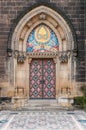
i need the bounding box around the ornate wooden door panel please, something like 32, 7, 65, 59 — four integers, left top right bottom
29, 59, 42, 98
43, 59, 56, 98
29, 59, 56, 99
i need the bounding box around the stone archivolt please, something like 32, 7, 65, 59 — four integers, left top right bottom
12, 6, 74, 53
19, 14, 64, 54
9, 6, 75, 99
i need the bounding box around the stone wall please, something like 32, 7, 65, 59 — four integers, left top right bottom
0, 0, 85, 88
84, 0, 86, 84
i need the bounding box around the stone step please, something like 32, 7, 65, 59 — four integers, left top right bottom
12, 98, 74, 111
26, 99, 57, 105
24, 103, 58, 107
25, 99, 58, 107
18, 99, 62, 110
18, 105, 69, 111
19, 99, 70, 111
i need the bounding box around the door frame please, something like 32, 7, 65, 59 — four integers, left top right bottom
28, 55, 59, 99
29, 58, 56, 99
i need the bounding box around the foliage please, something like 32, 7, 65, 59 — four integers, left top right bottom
74, 96, 86, 109
73, 85, 86, 110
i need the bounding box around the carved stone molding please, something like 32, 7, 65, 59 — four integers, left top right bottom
53, 58, 58, 63
27, 52, 58, 58
12, 6, 74, 53
28, 58, 32, 64
39, 13, 46, 20
59, 53, 68, 63
10, 5, 75, 89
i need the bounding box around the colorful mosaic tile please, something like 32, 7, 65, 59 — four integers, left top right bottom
26, 24, 59, 52
0, 110, 86, 130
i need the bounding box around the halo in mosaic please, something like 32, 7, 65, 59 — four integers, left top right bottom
26, 24, 59, 52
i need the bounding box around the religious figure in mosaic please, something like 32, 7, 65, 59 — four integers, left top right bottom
26, 24, 59, 52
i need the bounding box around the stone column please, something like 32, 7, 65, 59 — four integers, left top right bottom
53, 57, 59, 99
27, 58, 32, 99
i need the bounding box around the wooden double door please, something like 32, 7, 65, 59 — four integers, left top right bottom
29, 59, 56, 99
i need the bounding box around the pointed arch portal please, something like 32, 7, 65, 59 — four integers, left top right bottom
9, 5, 76, 99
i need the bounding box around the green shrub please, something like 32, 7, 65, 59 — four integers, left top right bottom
74, 96, 86, 109
83, 97, 86, 110
74, 96, 84, 108
81, 86, 86, 97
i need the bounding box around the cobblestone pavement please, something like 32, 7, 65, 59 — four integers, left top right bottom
0, 110, 86, 130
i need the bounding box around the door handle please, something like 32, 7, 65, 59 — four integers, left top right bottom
40, 80, 45, 84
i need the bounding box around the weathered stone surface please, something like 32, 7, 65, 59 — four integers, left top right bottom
0, 0, 85, 86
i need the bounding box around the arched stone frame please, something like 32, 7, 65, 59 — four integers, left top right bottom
10, 5, 75, 98
12, 6, 74, 51
23, 22, 62, 99
23, 21, 62, 51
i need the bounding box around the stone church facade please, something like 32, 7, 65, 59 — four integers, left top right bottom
0, 0, 85, 104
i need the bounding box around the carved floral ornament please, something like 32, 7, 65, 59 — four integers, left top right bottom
13, 51, 71, 64
39, 13, 46, 20
7, 48, 76, 64
27, 51, 71, 63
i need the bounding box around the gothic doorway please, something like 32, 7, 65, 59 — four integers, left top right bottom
10, 5, 75, 100
29, 58, 56, 99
